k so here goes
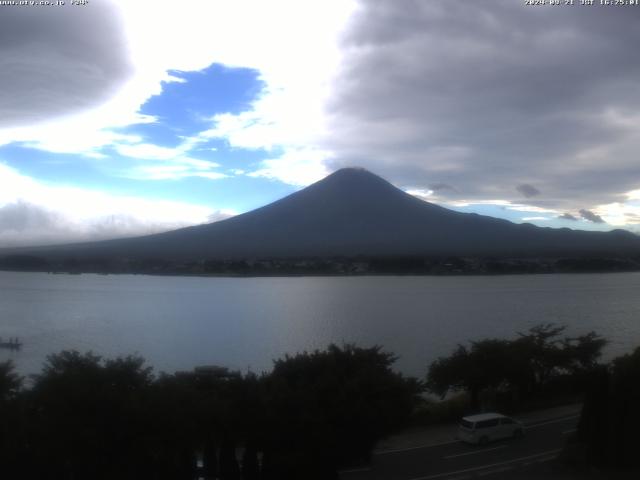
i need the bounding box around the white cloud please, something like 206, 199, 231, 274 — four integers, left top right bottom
0, 163, 233, 247
522, 217, 550, 222
593, 201, 640, 227
113, 142, 226, 180
114, 143, 190, 161
124, 164, 227, 181
405, 189, 433, 198
162, 0, 358, 184
442, 199, 558, 215
248, 148, 331, 186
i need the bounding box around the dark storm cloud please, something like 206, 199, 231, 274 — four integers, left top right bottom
429, 183, 456, 192
516, 184, 540, 198
559, 213, 578, 221
325, 1, 640, 213
0, 1, 132, 128
579, 209, 605, 224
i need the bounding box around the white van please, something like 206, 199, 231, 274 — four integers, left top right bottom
457, 413, 524, 445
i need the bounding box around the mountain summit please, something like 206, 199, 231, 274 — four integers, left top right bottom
5, 167, 640, 260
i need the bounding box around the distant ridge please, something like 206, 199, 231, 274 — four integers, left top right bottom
2, 167, 640, 261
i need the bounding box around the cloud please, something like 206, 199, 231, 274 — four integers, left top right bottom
158, 0, 357, 184
0, 0, 357, 182
0, 201, 61, 232
405, 189, 433, 199
318, 1, 640, 221
247, 148, 331, 186
559, 213, 578, 221
579, 209, 605, 224
112, 142, 227, 180
0, 201, 182, 248
516, 184, 541, 198
0, 163, 231, 247
123, 164, 228, 181
429, 183, 456, 192
444, 198, 556, 215
207, 211, 235, 223
0, 1, 132, 129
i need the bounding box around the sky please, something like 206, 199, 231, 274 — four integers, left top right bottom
1, 0, 640, 247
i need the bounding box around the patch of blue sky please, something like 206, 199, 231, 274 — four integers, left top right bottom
188, 174, 297, 213
120, 156, 295, 213
118, 63, 264, 148
448, 203, 535, 222
0, 143, 290, 211
448, 202, 608, 231
0, 145, 107, 189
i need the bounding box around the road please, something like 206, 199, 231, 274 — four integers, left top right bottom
340, 414, 579, 480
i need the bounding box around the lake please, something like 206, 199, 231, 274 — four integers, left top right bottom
1, 271, 640, 378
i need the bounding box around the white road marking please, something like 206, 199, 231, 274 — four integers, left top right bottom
562, 428, 577, 435
375, 439, 459, 455
477, 466, 513, 476
407, 449, 562, 480
339, 466, 372, 474
444, 445, 507, 460
523, 415, 580, 429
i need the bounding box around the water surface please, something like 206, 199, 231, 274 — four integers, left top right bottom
1, 271, 639, 377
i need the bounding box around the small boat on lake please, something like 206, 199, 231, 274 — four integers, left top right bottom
0, 337, 22, 351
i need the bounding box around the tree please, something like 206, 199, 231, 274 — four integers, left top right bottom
561, 331, 608, 373
577, 347, 640, 470
515, 324, 607, 394
0, 361, 24, 477
28, 351, 157, 479
427, 340, 512, 411
427, 324, 607, 412
514, 323, 569, 389
0, 360, 22, 402
263, 344, 423, 478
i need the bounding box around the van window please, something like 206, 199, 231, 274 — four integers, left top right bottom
476, 418, 499, 429
460, 419, 474, 429
501, 418, 514, 425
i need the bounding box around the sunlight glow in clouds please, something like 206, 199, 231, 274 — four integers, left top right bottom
123, 0, 356, 185
0, 0, 356, 176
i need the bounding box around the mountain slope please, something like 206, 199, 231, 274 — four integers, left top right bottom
4, 167, 640, 260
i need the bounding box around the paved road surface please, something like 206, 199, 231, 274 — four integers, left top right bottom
340, 414, 578, 480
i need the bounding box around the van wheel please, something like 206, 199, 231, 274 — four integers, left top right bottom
479, 436, 489, 446
513, 428, 523, 439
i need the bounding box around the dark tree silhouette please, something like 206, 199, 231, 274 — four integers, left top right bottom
263, 344, 423, 478
427, 340, 511, 411
0, 360, 21, 402
4, 345, 423, 479
426, 324, 607, 412
0, 361, 24, 477
577, 347, 640, 470
27, 351, 156, 479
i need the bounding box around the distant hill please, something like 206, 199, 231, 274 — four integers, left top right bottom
2, 168, 640, 263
